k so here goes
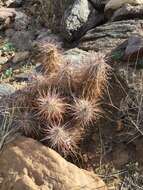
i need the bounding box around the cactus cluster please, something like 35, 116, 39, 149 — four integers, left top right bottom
15, 43, 112, 157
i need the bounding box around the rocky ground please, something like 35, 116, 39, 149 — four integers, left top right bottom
1, 0, 143, 189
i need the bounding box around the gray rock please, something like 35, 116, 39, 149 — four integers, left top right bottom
12, 51, 29, 64
34, 48, 90, 73
124, 34, 143, 61
0, 83, 16, 98
111, 4, 143, 21
61, 0, 90, 41
64, 48, 90, 63
14, 73, 30, 81
34, 28, 63, 47
61, 0, 104, 41
78, 19, 143, 54
88, 0, 107, 10
4, 0, 23, 7
8, 30, 34, 51
5, 28, 15, 37
14, 11, 30, 30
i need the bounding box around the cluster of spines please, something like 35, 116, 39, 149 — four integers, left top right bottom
15, 43, 112, 157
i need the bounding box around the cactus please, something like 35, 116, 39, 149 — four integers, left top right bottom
70, 97, 102, 127
35, 42, 63, 75
36, 88, 68, 123
82, 53, 112, 99
41, 123, 78, 157
16, 111, 40, 138
2, 43, 112, 157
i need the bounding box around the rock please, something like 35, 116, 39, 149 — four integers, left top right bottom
0, 1, 3, 6
8, 30, 34, 51
62, 0, 91, 41
36, 29, 61, 41
88, 0, 107, 10
0, 83, 16, 98
0, 56, 9, 65
78, 19, 143, 54
0, 8, 30, 31
0, 8, 15, 29
34, 48, 90, 73
0, 136, 107, 190
64, 48, 90, 63
105, 0, 143, 14
12, 51, 29, 64
14, 11, 30, 30
124, 34, 143, 61
39, 0, 75, 32
5, 28, 14, 37
14, 73, 30, 82
111, 4, 143, 21
33, 29, 63, 48
61, 0, 104, 41
5, 0, 24, 7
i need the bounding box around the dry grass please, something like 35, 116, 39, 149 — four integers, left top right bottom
0, 106, 19, 151
118, 89, 143, 143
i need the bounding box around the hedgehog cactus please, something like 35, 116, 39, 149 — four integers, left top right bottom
17, 111, 40, 138
12, 43, 113, 157
41, 123, 78, 156
96, 61, 112, 97
35, 42, 63, 75
36, 89, 68, 123
70, 98, 102, 127
82, 53, 112, 99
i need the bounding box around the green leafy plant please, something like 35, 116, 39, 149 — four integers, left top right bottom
0, 42, 15, 53
5, 68, 13, 78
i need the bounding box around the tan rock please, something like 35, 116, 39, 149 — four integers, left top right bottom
0, 8, 16, 29
0, 136, 107, 190
105, 0, 143, 12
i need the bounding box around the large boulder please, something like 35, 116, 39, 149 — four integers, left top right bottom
78, 19, 143, 54
61, 0, 104, 41
0, 136, 107, 190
